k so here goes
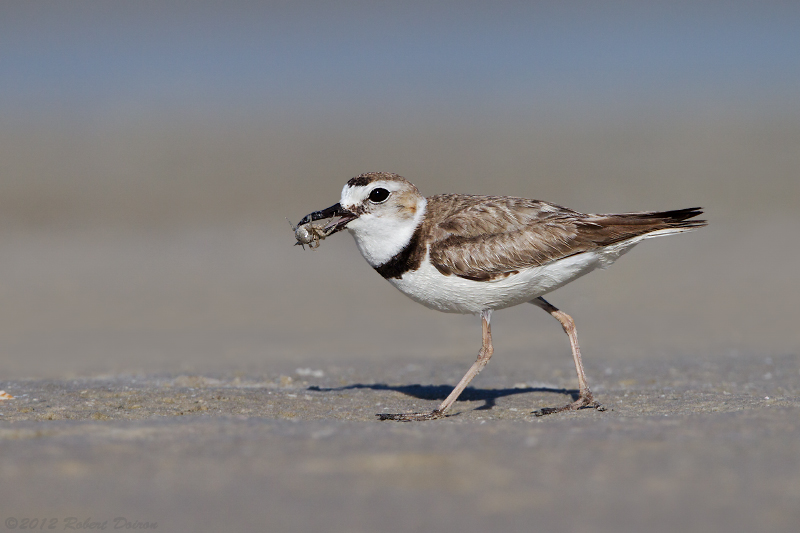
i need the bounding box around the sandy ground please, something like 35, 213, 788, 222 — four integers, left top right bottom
1, 116, 799, 532
1, 354, 799, 533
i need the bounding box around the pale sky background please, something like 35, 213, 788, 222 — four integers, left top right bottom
3, 1, 798, 122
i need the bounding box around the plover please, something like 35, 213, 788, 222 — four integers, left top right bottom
296, 172, 705, 421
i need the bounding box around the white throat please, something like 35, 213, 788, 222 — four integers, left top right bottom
347, 198, 427, 267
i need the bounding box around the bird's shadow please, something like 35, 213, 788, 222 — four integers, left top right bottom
307, 383, 578, 412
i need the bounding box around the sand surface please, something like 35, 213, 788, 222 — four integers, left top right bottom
1, 358, 799, 533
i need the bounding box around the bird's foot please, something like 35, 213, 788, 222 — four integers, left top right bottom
533, 391, 604, 417
377, 409, 446, 422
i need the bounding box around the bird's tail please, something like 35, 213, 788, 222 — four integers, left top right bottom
582, 207, 707, 246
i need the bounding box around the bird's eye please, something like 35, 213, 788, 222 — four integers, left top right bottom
368, 187, 390, 203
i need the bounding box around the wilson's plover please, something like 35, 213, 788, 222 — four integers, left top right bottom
296, 172, 705, 421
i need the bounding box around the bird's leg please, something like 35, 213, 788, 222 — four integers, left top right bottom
531, 297, 603, 416
378, 310, 494, 421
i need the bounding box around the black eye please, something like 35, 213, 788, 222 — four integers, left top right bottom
368, 187, 390, 203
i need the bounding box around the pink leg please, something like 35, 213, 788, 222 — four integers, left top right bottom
532, 297, 602, 415
378, 310, 494, 421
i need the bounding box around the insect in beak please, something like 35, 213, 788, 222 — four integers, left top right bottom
291, 203, 357, 249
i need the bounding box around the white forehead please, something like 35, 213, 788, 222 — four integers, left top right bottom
340, 179, 408, 207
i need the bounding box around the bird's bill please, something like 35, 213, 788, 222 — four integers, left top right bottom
297, 202, 357, 235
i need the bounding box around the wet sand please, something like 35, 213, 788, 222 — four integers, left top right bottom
1, 355, 799, 533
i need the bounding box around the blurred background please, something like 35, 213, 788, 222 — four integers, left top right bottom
1, 0, 798, 379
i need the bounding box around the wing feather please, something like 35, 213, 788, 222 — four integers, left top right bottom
424, 195, 705, 281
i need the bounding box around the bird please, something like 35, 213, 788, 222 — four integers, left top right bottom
295, 172, 706, 421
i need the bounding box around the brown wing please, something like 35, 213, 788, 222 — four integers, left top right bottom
424, 195, 705, 281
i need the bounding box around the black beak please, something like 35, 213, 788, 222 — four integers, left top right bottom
297, 203, 357, 235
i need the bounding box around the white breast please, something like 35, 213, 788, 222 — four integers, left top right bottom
387, 235, 648, 314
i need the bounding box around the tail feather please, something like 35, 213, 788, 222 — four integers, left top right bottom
595, 207, 706, 226
581, 207, 706, 247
